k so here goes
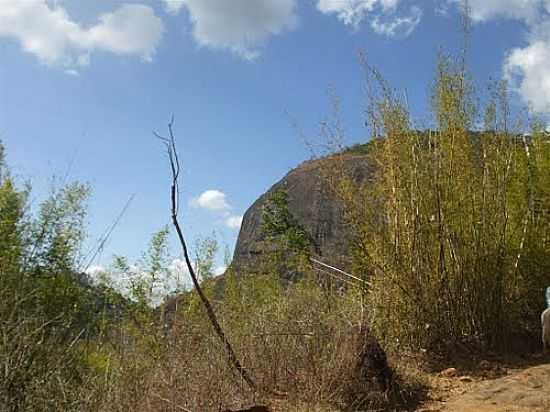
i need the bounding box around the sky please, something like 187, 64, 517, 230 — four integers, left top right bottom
1, 0, 550, 290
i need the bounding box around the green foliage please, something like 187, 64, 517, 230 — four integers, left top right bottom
144, 226, 170, 274
141, 225, 171, 305
339, 141, 374, 156
260, 188, 312, 278
107, 226, 173, 310
146, 268, 369, 411
0, 177, 26, 272
0, 141, 99, 410
29, 180, 90, 275
4, 32, 550, 412
337, 53, 550, 352
194, 234, 218, 281
261, 188, 310, 254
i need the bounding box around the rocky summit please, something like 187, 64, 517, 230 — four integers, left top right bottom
232, 151, 372, 272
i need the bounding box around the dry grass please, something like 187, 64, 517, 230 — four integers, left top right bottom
79, 273, 428, 412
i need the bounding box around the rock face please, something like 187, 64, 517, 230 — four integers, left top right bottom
232, 153, 371, 271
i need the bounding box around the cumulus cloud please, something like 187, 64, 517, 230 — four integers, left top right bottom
164, 0, 297, 59
370, 5, 422, 37
0, 1, 163, 73
225, 215, 243, 230
85, 264, 106, 278
214, 265, 227, 276
447, 0, 550, 113
505, 38, 550, 113
191, 190, 243, 230
190, 189, 230, 212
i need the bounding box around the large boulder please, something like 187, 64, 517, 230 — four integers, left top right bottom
232, 153, 372, 272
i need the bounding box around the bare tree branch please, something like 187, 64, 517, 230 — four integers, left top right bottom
156, 118, 257, 392
81, 194, 135, 272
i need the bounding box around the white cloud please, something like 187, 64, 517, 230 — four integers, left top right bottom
214, 265, 227, 276
87, 5, 162, 60
170, 260, 225, 285
370, 6, 422, 37
84, 256, 226, 306
168, 258, 193, 289
448, 0, 550, 113
191, 190, 230, 212
165, 0, 297, 59
448, 0, 542, 23
191, 190, 243, 230
317, 0, 400, 27
0, 1, 163, 72
85, 264, 106, 277
505, 39, 550, 113
225, 215, 243, 230
163, 0, 185, 15
316, 0, 420, 37
120, 260, 192, 305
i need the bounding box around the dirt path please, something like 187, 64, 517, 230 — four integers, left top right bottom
420, 361, 550, 412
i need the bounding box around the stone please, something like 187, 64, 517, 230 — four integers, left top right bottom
232, 153, 371, 276
440, 367, 458, 378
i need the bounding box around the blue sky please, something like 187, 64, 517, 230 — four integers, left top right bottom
1, 0, 550, 284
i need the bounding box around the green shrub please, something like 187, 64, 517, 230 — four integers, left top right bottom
334, 54, 550, 353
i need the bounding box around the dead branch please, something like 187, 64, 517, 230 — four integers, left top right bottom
81, 194, 135, 272
156, 117, 257, 392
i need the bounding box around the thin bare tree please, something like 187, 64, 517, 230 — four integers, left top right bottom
155, 118, 257, 392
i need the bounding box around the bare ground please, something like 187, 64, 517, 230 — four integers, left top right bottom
419, 356, 550, 412
259, 355, 550, 411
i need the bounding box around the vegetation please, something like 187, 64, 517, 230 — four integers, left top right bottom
259, 187, 312, 278
0, 146, 96, 411
0, 132, 407, 411
332, 52, 550, 354
2, 25, 550, 412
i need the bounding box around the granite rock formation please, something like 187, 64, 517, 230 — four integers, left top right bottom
232, 152, 371, 271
